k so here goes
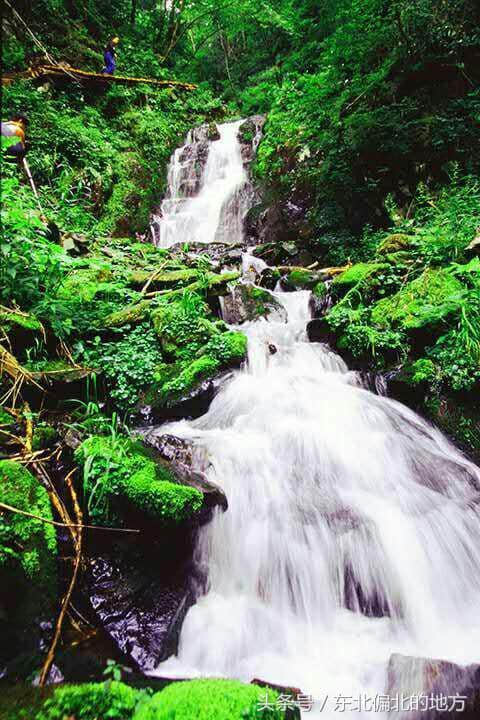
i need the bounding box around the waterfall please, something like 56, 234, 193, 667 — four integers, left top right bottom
152, 120, 253, 248
149, 121, 480, 717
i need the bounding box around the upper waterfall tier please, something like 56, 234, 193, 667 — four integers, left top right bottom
152, 118, 263, 249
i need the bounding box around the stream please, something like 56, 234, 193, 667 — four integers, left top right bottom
148, 120, 480, 717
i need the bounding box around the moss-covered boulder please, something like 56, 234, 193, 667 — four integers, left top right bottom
75, 436, 203, 528
0, 461, 57, 665
370, 268, 464, 334
134, 678, 284, 720
145, 292, 247, 415
149, 330, 247, 415
0, 308, 43, 354
376, 233, 414, 256
331, 262, 389, 297
282, 268, 321, 290
57, 264, 119, 303
221, 283, 286, 324
127, 269, 199, 290
152, 296, 220, 361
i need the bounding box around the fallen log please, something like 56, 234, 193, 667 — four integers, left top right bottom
275, 262, 352, 277
5, 64, 197, 90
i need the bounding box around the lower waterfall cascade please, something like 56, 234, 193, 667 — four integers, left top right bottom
148, 121, 480, 717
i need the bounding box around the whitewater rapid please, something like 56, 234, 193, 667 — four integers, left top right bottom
149, 121, 480, 717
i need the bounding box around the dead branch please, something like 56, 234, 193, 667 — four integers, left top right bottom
39, 469, 83, 687
0, 501, 140, 533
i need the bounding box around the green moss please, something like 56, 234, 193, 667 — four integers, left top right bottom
0, 460, 57, 596
105, 299, 153, 328
57, 265, 119, 303
161, 356, 221, 401
336, 323, 405, 364
0, 309, 42, 333
205, 270, 241, 294
128, 269, 199, 289
285, 268, 319, 289
203, 331, 248, 364
134, 678, 282, 720
151, 292, 247, 404
376, 233, 414, 256
332, 262, 388, 293
25, 359, 93, 383
75, 435, 203, 526
0, 407, 14, 426
32, 423, 58, 451
36, 681, 142, 720
313, 281, 327, 299
371, 268, 464, 331
152, 295, 218, 361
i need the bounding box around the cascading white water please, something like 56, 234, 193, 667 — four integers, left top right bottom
153, 120, 251, 248
149, 122, 480, 717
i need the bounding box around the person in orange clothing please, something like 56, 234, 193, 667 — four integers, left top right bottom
1, 113, 28, 162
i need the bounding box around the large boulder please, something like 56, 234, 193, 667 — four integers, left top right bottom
386, 653, 480, 719
371, 268, 463, 340
221, 283, 287, 324
142, 432, 227, 517
331, 262, 389, 298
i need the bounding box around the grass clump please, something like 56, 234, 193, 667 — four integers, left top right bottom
75, 435, 203, 527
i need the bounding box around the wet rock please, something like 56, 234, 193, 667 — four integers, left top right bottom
207, 122, 220, 141
343, 563, 391, 618
309, 284, 330, 318
306, 317, 333, 344
221, 283, 287, 324
87, 537, 197, 671
237, 115, 266, 165
145, 371, 232, 424
141, 432, 227, 518
258, 267, 281, 290
175, 135, 209, 197
280, 268, 322, 291
386, 653, 480, 719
